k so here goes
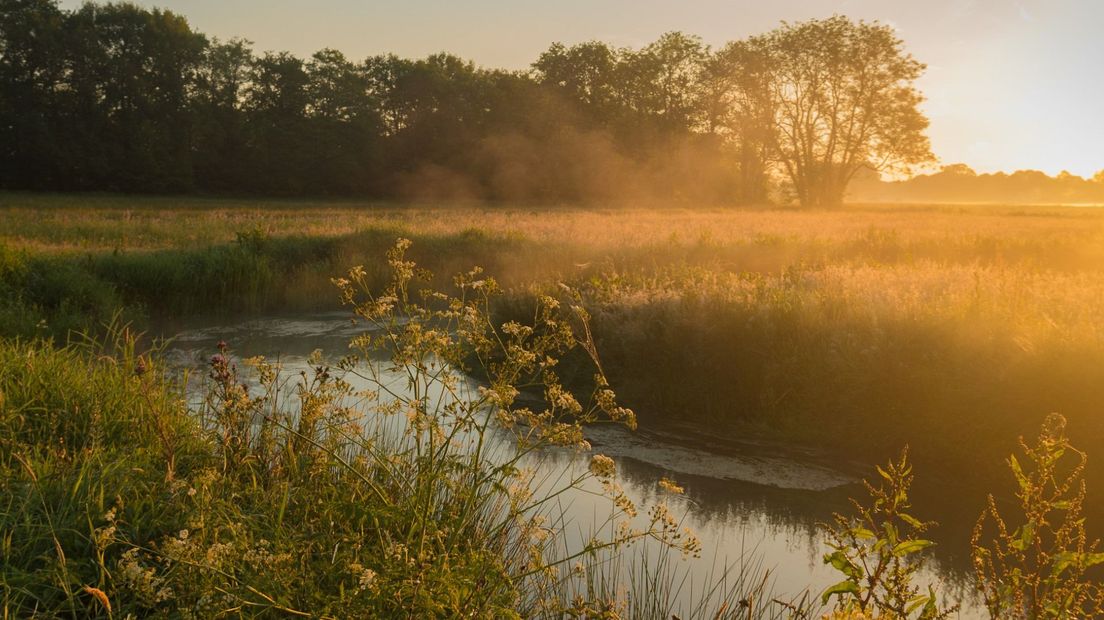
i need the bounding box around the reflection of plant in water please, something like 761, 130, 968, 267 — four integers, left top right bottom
971, 413, 1104, 619
820, 448, 957, 619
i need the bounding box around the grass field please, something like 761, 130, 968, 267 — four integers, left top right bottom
5, 192, 1104, 616
4, 192, 1104, 485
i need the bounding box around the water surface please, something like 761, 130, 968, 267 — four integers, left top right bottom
161, 312, 984, 617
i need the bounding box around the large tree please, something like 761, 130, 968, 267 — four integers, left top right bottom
746, 16, 933, 207
705, 40, 776, 203
532, 40, 618, 118
65, 3, 206, 191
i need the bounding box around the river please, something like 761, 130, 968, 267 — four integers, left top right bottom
160, 311, 985, 618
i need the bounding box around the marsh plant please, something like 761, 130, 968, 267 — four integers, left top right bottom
971, 413, 1104, 619
6, 233, 1104, 618
819, 449, 957, 619
100, 238, 723, 617
816, 416, 1104, 620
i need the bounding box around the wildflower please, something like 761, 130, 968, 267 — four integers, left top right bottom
94, 524, 116, 548
117, 548, 173, 604
588, 454, 616, 478
356, 566, 377, 592
658, 477, 685, 494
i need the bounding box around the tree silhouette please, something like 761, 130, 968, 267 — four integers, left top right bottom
740, 16, 934, 207
1, 3, 947, 206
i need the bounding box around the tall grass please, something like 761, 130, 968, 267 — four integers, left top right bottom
0, 328, 206, 616
4, 224, 1103, 617
576, 261, 1104, 487
4, 193, 1104, 493
1, 244, 781, 618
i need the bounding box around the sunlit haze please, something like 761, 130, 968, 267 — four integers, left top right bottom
10, 1, 1104, 616
57, 0, 1104, 177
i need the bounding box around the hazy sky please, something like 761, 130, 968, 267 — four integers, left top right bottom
58, 0, 1104, 177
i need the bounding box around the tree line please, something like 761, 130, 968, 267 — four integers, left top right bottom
0, 0, 933, 206
850, 163, 1104, 205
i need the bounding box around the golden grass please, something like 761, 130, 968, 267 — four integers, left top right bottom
4, 193, 1104, 265
5, 191, 1104, 485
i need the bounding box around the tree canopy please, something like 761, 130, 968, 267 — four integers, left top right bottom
717, 17, 933, 207
0, 2, 936, 206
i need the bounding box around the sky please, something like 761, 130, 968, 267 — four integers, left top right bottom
57, 0, 1104, 178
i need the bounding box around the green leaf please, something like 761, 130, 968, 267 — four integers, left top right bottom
884, 522, 899, 547
1084, 552, 1104, 568
899, 513, 924, 529
825, 550, 863, 579
1010, 523, 1033, 551
820, 580, 861, 605
906, 594, 930, 613
922, 586, 940, 618
1008, 455, 1029, 491
1050, 551, 1076, 576
853, 527, 877, 540
893, 539, 935, 556
876, 465, 893, 482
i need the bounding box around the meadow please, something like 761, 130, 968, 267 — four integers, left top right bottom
4, 192, 1104, 616
4, 193, 1104, 482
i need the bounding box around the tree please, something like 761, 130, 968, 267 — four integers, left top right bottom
191, 37, 253, 191
303, 48, 382, 194
532, 40, 618, 117
0, 0, 66, 188
0, 4, 937, 206
706, 40, 776, 203
65, 3, 206, 191
748, 16, 933, 208
616, 32, 707, 132
380, 53, 487, 177
244, 51, 310, 193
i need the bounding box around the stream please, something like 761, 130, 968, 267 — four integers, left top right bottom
160, 312, 984, 617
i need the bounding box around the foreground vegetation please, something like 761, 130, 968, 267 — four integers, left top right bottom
3, 236, 1103, 617
0, 245, 739, 617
